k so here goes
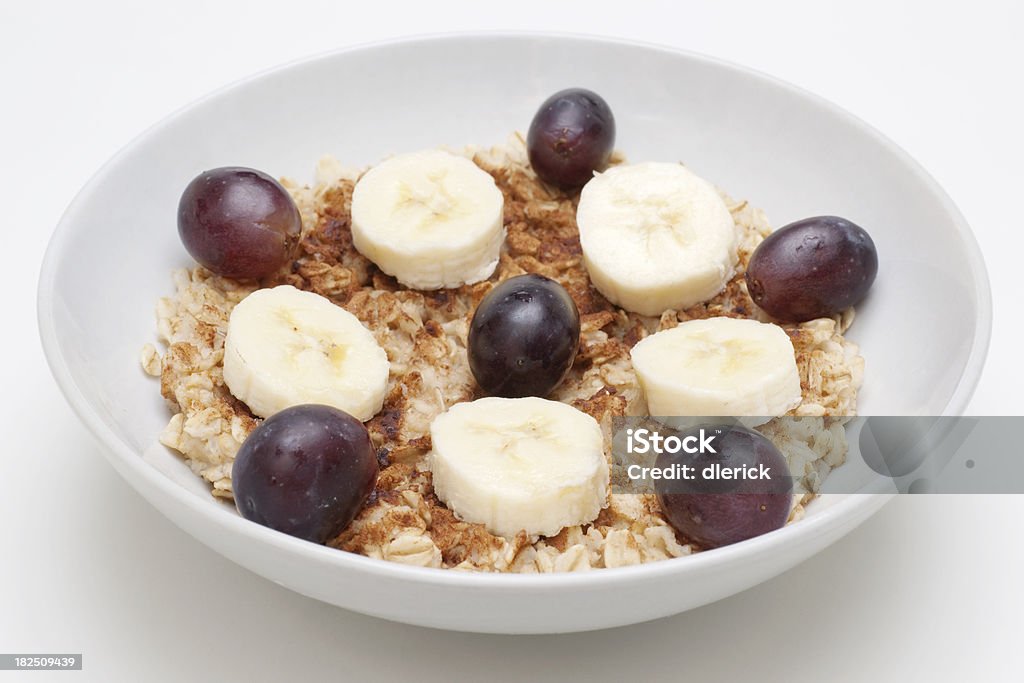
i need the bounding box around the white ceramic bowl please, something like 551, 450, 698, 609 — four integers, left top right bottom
38, 33, 991, 633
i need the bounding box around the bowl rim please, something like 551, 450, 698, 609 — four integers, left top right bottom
37, 31, 991, 590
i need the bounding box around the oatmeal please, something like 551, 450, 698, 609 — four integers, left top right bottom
148, 134, 863, 571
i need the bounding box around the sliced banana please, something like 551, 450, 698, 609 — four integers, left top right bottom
576, 162, 739, 316
222, 285, 390, 421
630, 317, 801, 422
428, 397, 609, 538
350, 149, 505, 290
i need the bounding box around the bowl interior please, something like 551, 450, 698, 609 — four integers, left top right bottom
41, 34, 988, 535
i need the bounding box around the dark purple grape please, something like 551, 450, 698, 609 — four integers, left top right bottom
468, 274, 580, 398
655, 424, 792, 549
745, 215, 878, 322
233, 404, 377, 544
527, 88, 615, 188
178, 166, 301, 279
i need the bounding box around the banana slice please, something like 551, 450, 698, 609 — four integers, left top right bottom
630, 317, 801, 421
350, 149, 505, 290
222, 285, 390, 421
428, 397, 609, 538
576, 162, 739, 316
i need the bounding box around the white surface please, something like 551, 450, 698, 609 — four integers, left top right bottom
3, 0, 1022, 678
36, 32, 981, 634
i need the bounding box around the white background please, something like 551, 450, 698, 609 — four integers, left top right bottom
3, 0, 1023, 680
